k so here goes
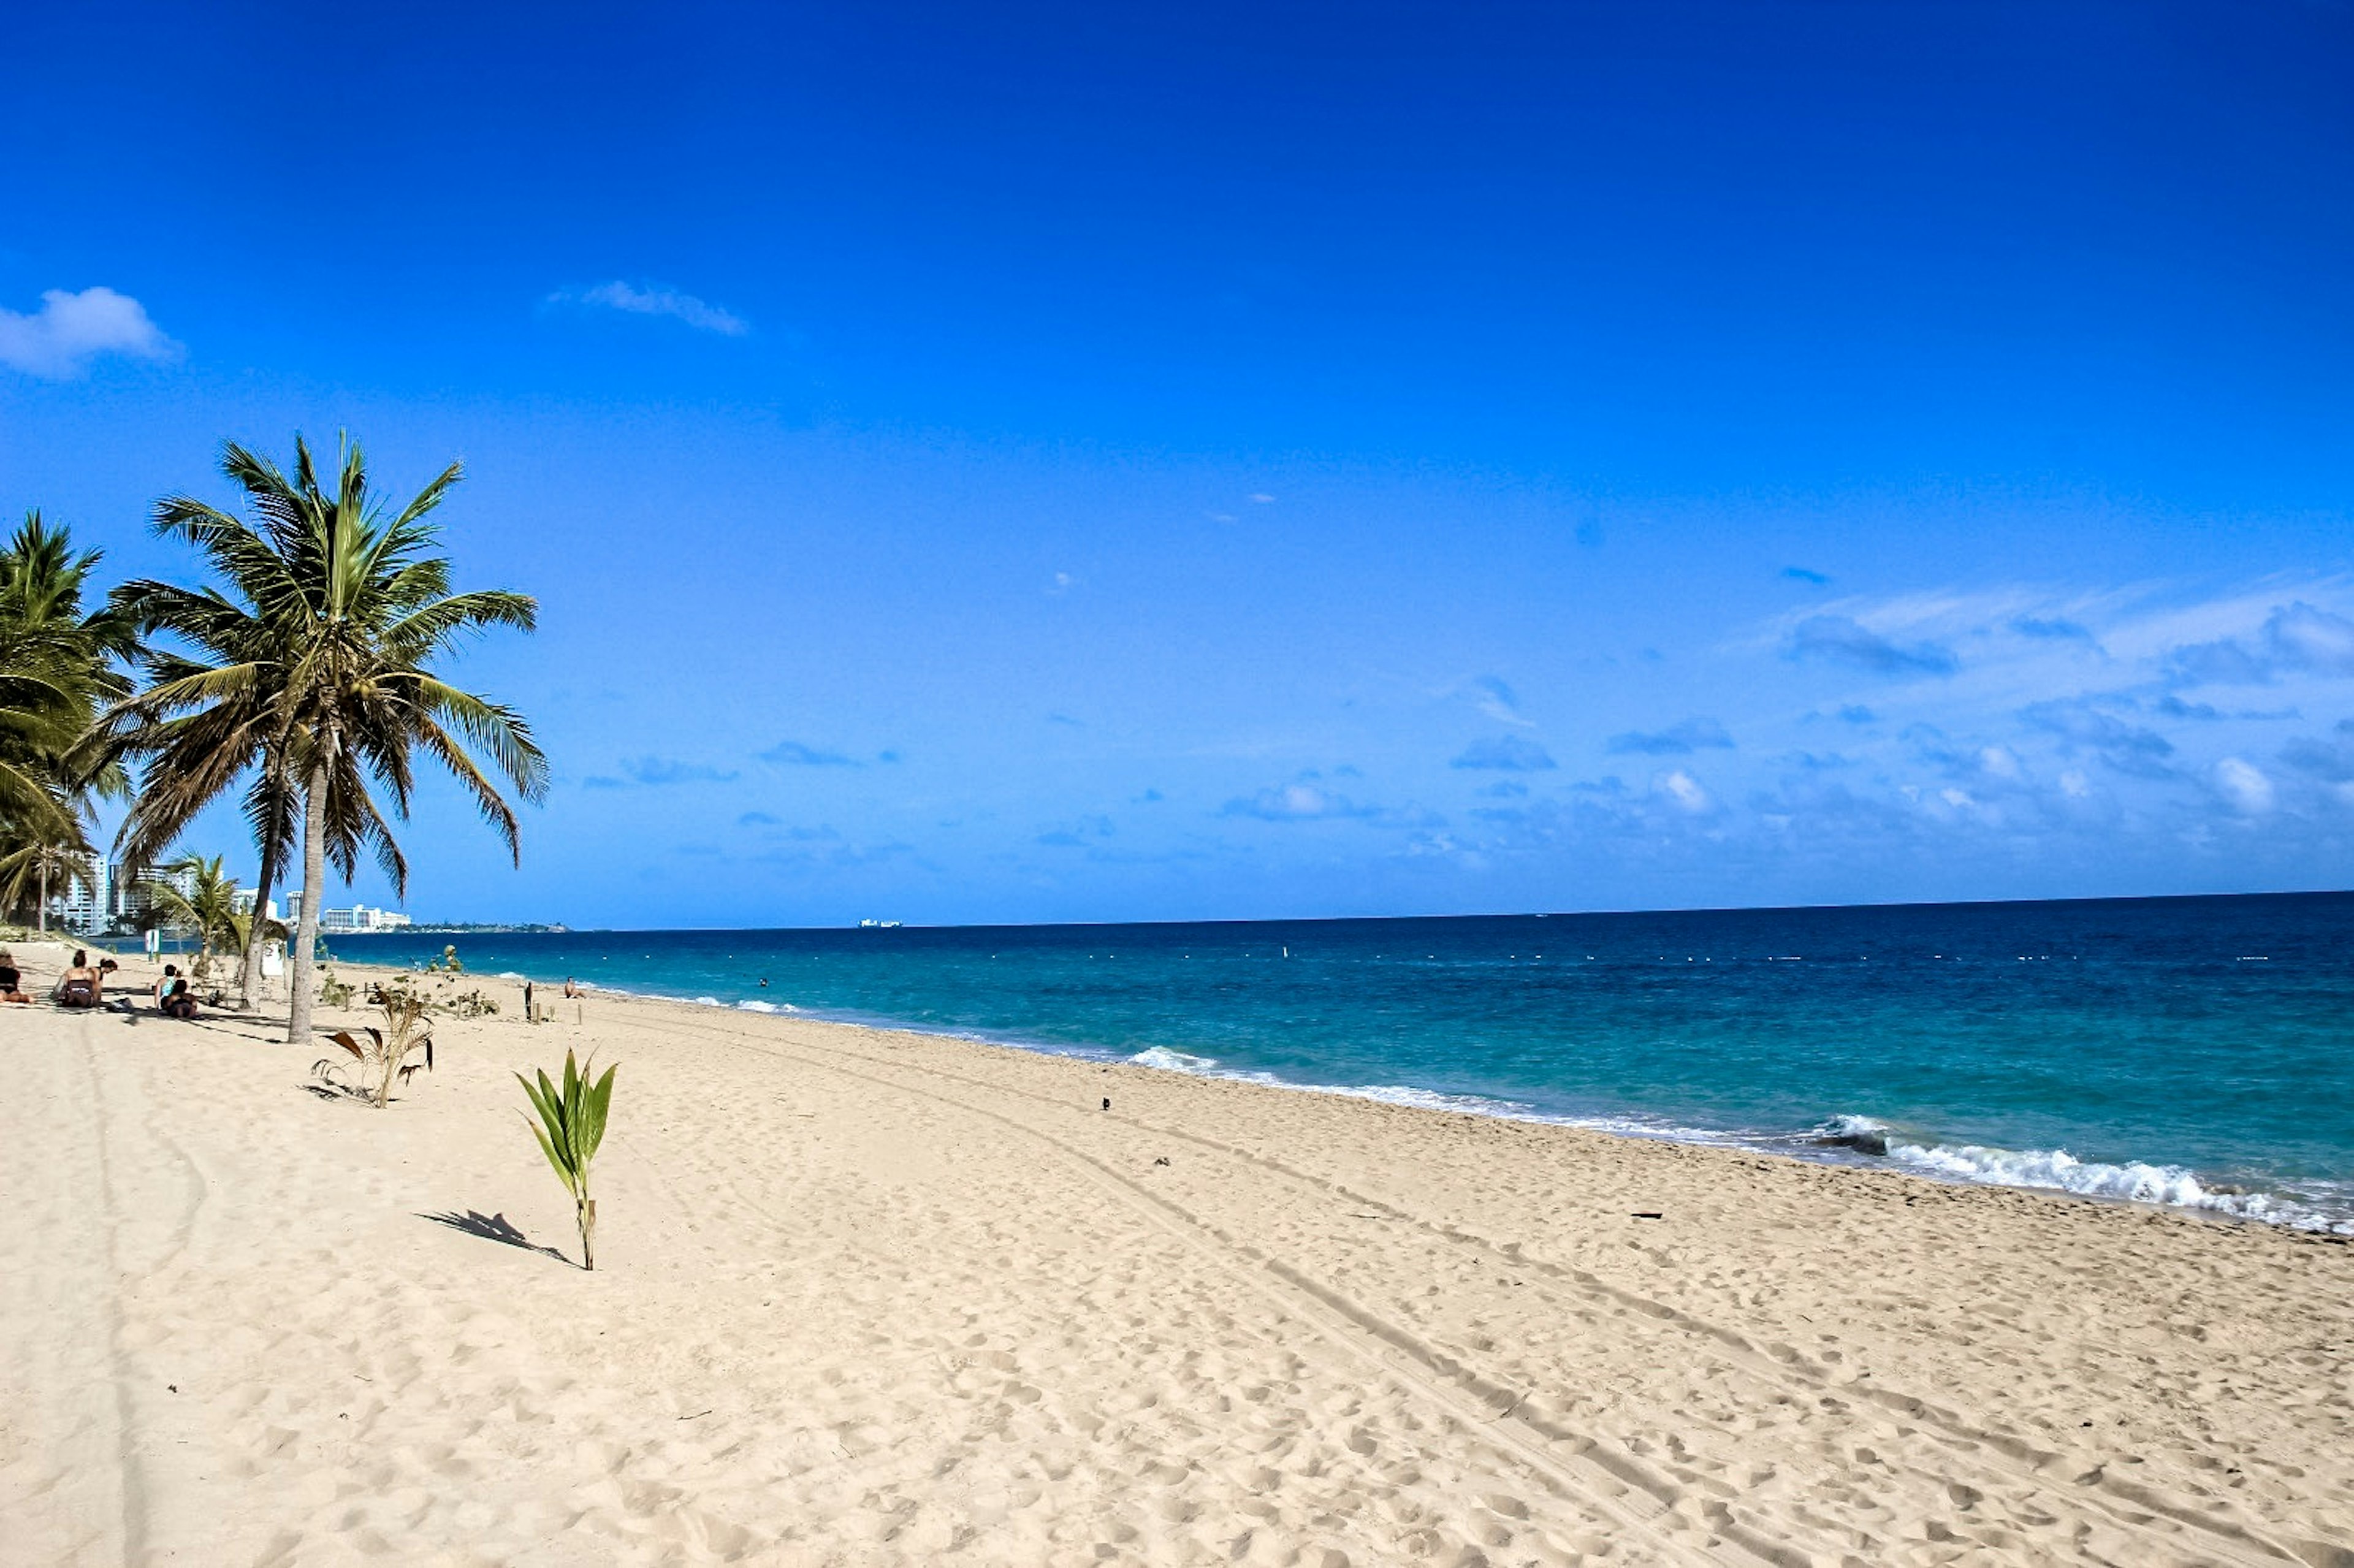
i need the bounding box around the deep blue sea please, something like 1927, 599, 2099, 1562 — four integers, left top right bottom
334, 892, 2354, 1234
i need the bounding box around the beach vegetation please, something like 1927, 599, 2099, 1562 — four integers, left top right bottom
97, 435, 547, 1043
0, 823, 99, 934
446, 987, 500, 1018
314, 975, 433, 1108
85, 571, 302, 1010
517, 1049, 617, 1269
316, 964, 356, 1009
136, 853, 272, 983
0, 512, 140, 926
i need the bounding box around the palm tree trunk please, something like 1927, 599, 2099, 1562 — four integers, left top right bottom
285, 761, 329, 1044
37, 860, 47, 934
238, 840, 278, 1010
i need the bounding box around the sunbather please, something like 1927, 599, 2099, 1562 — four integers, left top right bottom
55, 951, 101, 1009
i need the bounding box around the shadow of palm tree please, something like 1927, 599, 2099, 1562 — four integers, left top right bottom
418, 1209, 574, 1266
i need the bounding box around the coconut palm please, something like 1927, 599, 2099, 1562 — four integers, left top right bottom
88, 584, 302, 1007
0, 821, 97, 932
110, 435, 546, 1041
137, 853, 257, 982
0, 511, 135, 841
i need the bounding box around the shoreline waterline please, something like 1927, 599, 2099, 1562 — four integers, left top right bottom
516, 977, 2352, 1237
341, 891, 2354, 1239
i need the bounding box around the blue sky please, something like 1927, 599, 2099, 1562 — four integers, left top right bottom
5, 0, 2353, 926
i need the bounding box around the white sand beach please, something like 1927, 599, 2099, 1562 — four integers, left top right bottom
3, 941, 2350, 1567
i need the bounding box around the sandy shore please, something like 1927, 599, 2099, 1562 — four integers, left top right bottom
2, 942, 2349, 1567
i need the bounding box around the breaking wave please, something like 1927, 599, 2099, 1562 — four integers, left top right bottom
1114, 1045, 2352, 1233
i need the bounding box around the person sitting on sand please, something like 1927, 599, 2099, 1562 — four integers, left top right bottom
160, 978, 197, 1021
152, 964, 179, 1008
563, 976, 580, 999
0, 951, 28, 1004
55, 950, 102, 1009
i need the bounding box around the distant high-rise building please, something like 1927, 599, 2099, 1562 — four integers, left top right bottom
229, 888, 282, 923
52, 857, 110, 933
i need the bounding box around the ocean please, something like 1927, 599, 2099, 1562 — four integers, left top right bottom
333, 891, 2354, 1235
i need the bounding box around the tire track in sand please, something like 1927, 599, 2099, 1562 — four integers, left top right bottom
657, 1011, 2312, 1568
646, 1014, 1785, 1568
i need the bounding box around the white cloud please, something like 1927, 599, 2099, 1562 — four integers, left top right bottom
1657, 769, 1712, 813
0, 287, 180, 378
552, 280, 749, 335
2215, 757, 2274, 815
1978, 745, 2023, 780
1222, 780, 1379, 821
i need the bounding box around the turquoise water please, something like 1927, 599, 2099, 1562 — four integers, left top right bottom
337, 892, 2354, 1233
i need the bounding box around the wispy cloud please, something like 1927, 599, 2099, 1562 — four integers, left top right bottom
1037, 815, 1115, 847
1607, 717, 1733, 756
2019, 700, 2176, 780
1450, 734, 1557, 771
1467, 674, 1535, 728
2010, 615, 2097, 645
2163, 602, 2354, 687
581, 755, 738, 788
1786, 614, 1960, 677
761, 740, 861, 767
2280, 721, 2354, 785
1221, 779, 1382, 821
550, 280, 749, 335
620, 755, 740, 785
1655, 769, 1714, 813
2214, 757, 2275, 815
1783, 566, 1830, 585
0, 287, 180, 378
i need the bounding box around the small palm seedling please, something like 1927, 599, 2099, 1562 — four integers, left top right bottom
518, 1051, 617, 1270
313, 979, 433, 1107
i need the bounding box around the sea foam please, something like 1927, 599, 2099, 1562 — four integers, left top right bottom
1129, 1046, 1219, 1073
1882, 1138, 2350, 1232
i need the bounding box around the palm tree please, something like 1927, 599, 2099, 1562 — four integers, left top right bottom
0, 511, 135, 849
138, 853, 256, 982
110, 435, 546, 1041
0, 822, 96, 932
86, 586, 300, 1007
